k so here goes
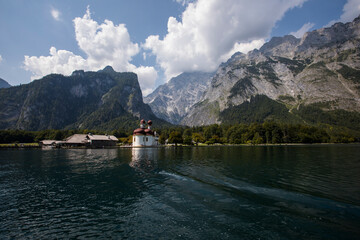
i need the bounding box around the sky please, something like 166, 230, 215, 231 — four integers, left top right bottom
0, 0, 360, 96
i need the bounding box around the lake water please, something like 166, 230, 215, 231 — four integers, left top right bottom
0, 145, 359, 239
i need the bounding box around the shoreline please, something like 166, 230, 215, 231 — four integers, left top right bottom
2, 142, 359, 150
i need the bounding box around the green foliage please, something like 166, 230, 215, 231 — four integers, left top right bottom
220, 95, 360, 135
275, 57, 306, 75
159, 133, 167, 145
168, 131, 183, 145
229, 77, 255, 99
335, 49, 357, 62
220, 95, 300, 125
183, 136, 193, 145
256, 59, 280, 85
277, 95, 296, 102
183, 128, 192, 138
0, 68, 171, 131
293, 104, 360, 131
203, 124, 222, 140
223, 121, 341, 144
337, 64, 360, 83
192, 133, 205, 144
0, 120, 358, 145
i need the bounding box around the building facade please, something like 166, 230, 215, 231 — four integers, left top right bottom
63, 134, 118, 147
133, 120, 158, 147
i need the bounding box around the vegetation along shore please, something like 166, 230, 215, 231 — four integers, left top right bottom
0, 121, 358, 148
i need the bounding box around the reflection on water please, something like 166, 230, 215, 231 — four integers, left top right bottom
65, 148, 119, 160
0, 145, 359, 239
130, 148, 158, 172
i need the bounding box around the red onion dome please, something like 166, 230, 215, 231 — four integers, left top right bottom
144, 128, 154, 136
133, 128, 146, 135
147, 120, 152, 125
140, 119, 146, 124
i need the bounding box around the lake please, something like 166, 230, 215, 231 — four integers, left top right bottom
0, 145, 359, 239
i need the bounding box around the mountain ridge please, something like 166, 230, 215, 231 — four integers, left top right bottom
0, 67, 169, 131
181, 16, 360, 127
144, 71, 214, 124
0, 78, 11, 89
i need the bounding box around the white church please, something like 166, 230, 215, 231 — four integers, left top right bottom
132, 119, 159, 147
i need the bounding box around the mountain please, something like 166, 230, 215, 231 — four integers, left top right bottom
0, 78, 11, 89
181, 16, 360, 129
144, 71, 214, 124
0, 66, 169, 131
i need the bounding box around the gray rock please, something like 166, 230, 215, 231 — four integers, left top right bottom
144, 72, 214, 124
181, 16, 360, 126
0, 78, 11, 89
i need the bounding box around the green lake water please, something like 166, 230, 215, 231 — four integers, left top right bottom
0, 145, 359, 239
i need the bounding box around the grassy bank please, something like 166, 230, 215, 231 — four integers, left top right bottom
0, 143, 41, 149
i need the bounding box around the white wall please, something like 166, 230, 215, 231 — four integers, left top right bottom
133, 135, 157, 147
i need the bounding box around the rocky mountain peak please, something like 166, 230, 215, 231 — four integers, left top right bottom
101, 66, 115, 73
181, 16, 360, 127
298, 16, 360, 53
259, 35, 300, 58
71, 70, 85, 77
144, 71, 214, 124
0, 78, 11, 89
0, 68, 165, 130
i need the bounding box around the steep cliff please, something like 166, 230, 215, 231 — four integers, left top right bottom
182, 16, 360, 127
144, 72, 214, 124
0, 66, 168, 131
0, 78, 11, 89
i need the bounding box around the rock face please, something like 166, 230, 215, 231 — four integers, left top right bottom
144, 72, 214, 124
181, 16, 360, 126
0, 66, 167, 131
0, 78, 11, 89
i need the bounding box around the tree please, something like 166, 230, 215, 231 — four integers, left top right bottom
183, 128, 192, 138
183, 136, 193, 145
192, 133, 205, 145
168, 131, 183, 146
159, 133, 167, 145
252, 132, 264, 144
204, 124, 222, 140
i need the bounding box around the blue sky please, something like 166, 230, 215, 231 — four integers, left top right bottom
0, 0, 359, 95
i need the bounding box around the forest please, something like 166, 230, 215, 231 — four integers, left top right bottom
0, 121, 358, 145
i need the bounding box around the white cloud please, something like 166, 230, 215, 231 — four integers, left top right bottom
51, 8, 61, 21
130, 65, 158, 96
327, 0, 360, 26
24, 7, 157, 95
24, 47, 86, 78
0, 55, 3, 63
290, 22, 315, 38
175, 0, 194, 6
144, 0, 307, 81
220, 39, 266, 63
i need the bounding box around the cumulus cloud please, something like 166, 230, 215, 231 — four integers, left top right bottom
174, 0, 194, 6
327, 0, 360, 26
130, 65, 158, 96
220, 39, 266, 62
144, 0, 307, 81
51, 8, 61, 21
24, 47, 86, 78
290, 22, 315, 38
24, 7, 157, 95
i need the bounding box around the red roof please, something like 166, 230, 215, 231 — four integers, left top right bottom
144, 128, 154, 136
133, 128, 146, 135
133, 128, 154, 136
